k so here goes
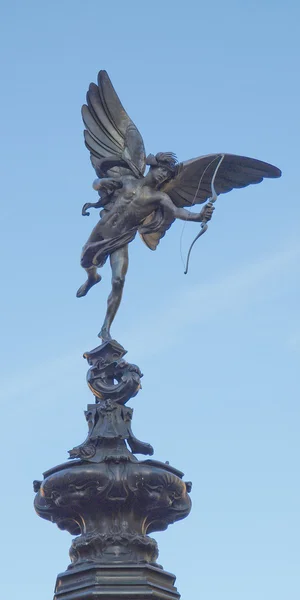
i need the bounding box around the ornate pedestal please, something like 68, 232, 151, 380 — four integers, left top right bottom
34, 341, 191, 599
55, 564, 180, 600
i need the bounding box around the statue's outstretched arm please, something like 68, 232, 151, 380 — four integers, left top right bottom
82, 178, 123, 216
158, 193, 214, 223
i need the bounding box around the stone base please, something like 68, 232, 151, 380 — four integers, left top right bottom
54, 563, 181, 600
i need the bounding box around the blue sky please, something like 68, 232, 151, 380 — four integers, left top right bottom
1, 1, 299, 598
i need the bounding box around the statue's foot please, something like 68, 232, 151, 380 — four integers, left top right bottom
98, 327, 112, 342
76, 274, 101, 298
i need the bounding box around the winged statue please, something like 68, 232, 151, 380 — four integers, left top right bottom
77, 70, 281, 341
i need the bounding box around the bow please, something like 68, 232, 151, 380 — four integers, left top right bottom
184, 154, 224, 274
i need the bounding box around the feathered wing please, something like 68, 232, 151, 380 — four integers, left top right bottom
82, 70, 146, 178
161, 153, 282, 207
139, 153, 281, 250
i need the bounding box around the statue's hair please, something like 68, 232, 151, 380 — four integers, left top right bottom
146, 152, 178, 172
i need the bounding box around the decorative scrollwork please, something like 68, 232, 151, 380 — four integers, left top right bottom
84, 340, 142, 405
67, 339, 154, 462
34, 459, 191, 565
69, 529, 158, 566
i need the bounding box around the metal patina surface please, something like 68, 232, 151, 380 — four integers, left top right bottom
34, 70, 281, 600
76, 70, 281, 341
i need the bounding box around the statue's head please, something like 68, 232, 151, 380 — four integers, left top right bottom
146, 152, 178, 185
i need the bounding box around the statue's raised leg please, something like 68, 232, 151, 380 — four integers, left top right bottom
76, 266, 101, 297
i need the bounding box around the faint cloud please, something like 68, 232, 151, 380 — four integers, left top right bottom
123, 239, 300, 357
2, 240, 299, 400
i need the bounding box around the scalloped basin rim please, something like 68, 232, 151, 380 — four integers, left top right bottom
43, 459, 184, 480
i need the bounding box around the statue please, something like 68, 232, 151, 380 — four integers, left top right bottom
76, 70, 281, 341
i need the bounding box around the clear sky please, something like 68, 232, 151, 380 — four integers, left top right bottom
1, 1, 299, 599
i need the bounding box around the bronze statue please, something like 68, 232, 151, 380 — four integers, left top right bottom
77, 70, 281, 341
34, 71, 282, 599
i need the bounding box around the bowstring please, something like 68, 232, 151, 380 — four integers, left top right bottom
179, 154, 224, 272
179, 155, 221, 269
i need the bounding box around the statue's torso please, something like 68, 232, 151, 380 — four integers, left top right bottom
99, 179, 159, 236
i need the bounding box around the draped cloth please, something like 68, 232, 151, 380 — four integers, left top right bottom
80, 227, 137, 268
80, 201, 175, 269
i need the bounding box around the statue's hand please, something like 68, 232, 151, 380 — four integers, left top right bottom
199, 201, 215, 222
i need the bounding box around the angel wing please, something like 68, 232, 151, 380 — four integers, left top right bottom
82, 70, 146, 179
139, 153, 281, 251
161, 153, 281, 207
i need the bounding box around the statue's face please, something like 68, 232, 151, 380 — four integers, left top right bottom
152, 166, 171, 185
